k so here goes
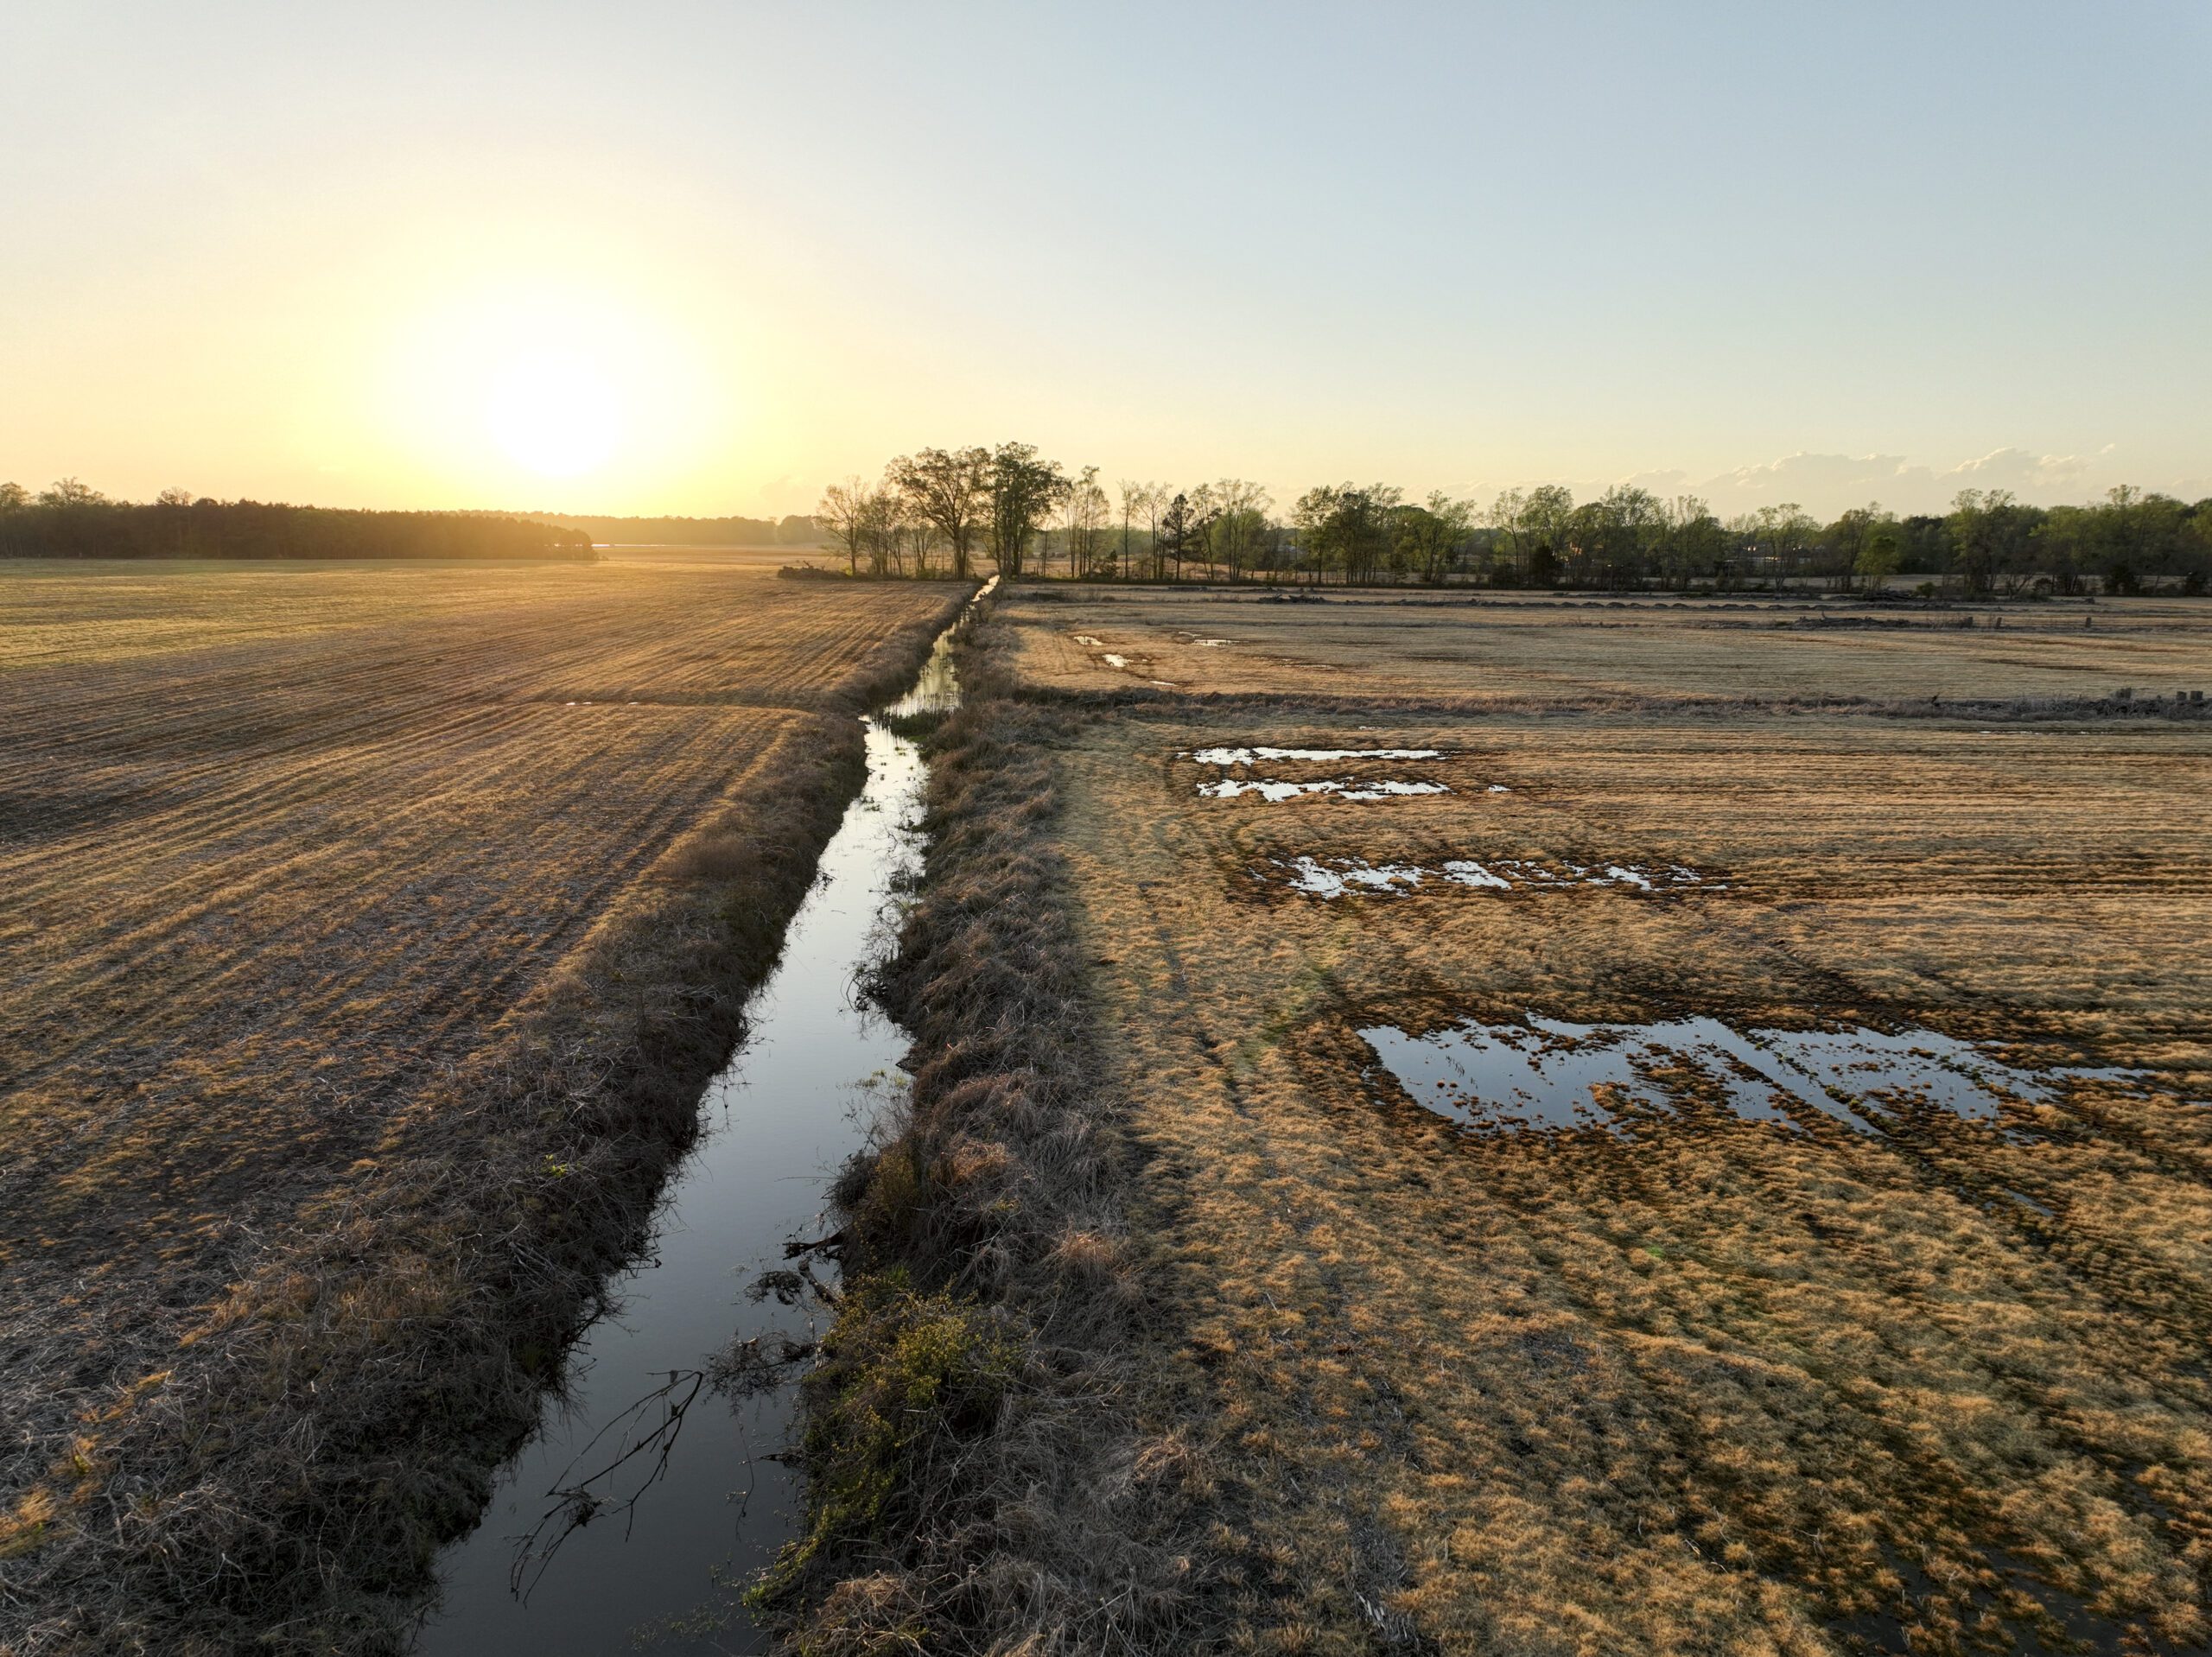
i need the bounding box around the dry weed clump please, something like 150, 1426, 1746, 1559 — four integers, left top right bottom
0, 559, 969, 1653
760, 691, 1207, 1654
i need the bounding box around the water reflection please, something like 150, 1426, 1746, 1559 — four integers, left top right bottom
1362, 1014, 2150, 1138
415, 584, 988, 1654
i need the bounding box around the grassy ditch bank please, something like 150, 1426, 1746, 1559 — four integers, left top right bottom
760, 657, 1206, 1652
2, 590, 969, 1656
772, 594, 2212, 1654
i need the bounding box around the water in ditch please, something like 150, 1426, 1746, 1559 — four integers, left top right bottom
412, 646, 960, 1652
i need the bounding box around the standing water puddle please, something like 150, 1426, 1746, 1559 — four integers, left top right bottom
1363, 1015, 2151, 1138
413, 591, 982, 1654
1274, 856, 1705, 897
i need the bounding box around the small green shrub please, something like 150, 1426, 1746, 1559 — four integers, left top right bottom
753, 1275, 1018, 1605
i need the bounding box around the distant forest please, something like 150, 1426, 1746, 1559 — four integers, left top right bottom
820, 446, 2212, 596
520, 512, 822, 547
0, 480, 593, 561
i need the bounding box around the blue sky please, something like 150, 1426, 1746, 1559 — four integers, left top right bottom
3, 2, 2205, 516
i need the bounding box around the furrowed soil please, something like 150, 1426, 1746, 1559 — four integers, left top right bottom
0, 552, 967, 1654
799, 585, 2212, 1655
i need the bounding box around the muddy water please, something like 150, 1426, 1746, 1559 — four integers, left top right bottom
413, 606, 976, 1653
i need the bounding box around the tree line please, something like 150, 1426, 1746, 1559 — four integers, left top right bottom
518, 511, 819, 548
820, 452, 2212, 595
0, 480, 595, 561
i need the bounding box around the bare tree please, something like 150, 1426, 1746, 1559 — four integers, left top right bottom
1206, 479, 1272, 581
1182, 483, 1223, 581
1065, 466, 1109, 577
816, 477, 876, 575
1142, 483, 1169, 580
1116, 479, 1144, 579
860, 486, 900, 577
897, 505, 939, 579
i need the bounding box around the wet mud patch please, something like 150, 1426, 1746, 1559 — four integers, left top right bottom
1359, 1013, 2160, 1139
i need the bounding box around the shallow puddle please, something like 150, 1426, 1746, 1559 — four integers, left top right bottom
1187, 746, 1444, 765
1361, 1014, 2145, 1138
1185, 746, 1480, 802
1272, 856, 1707, 897
1204, 778, 1450, 802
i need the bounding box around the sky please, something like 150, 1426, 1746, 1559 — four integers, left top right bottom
3, 2, 2207, 522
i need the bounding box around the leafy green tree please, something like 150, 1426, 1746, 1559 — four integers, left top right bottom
1515, 485, 1574, 584
1898, 514, 1949, 575
1559, 486, 1661, 587
1946, 489, 2044, 594
1389, 492, 1473, 584
1294, 484, 1398, 583
1822, 503, 1894, 592
1662, 495, 1727, 588
985, 443, 1070, 579
1856, 520, 1904, 588
1484, 488, 1529, 584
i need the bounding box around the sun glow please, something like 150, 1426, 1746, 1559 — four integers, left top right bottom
486, 347, 622, 478
373, 272, 728, 500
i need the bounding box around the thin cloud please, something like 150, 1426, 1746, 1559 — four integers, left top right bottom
1596, 446, 2173, 518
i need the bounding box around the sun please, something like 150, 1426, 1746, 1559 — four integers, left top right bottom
375, 270, 728, 498
485, 346, 622, 479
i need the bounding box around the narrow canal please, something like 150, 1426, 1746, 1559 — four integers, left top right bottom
413, 587, 982, 1654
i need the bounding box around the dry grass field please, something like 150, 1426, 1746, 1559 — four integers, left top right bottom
0, 553, 965, 1653
804, 587, 2212, 1656
1008, 587, 2212, 706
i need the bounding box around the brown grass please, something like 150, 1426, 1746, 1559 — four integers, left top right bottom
1003, 587, 2212, 706
757, 692, 1204, 1654
0, 553, 969, 1654
797, 591, 2212, 1655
